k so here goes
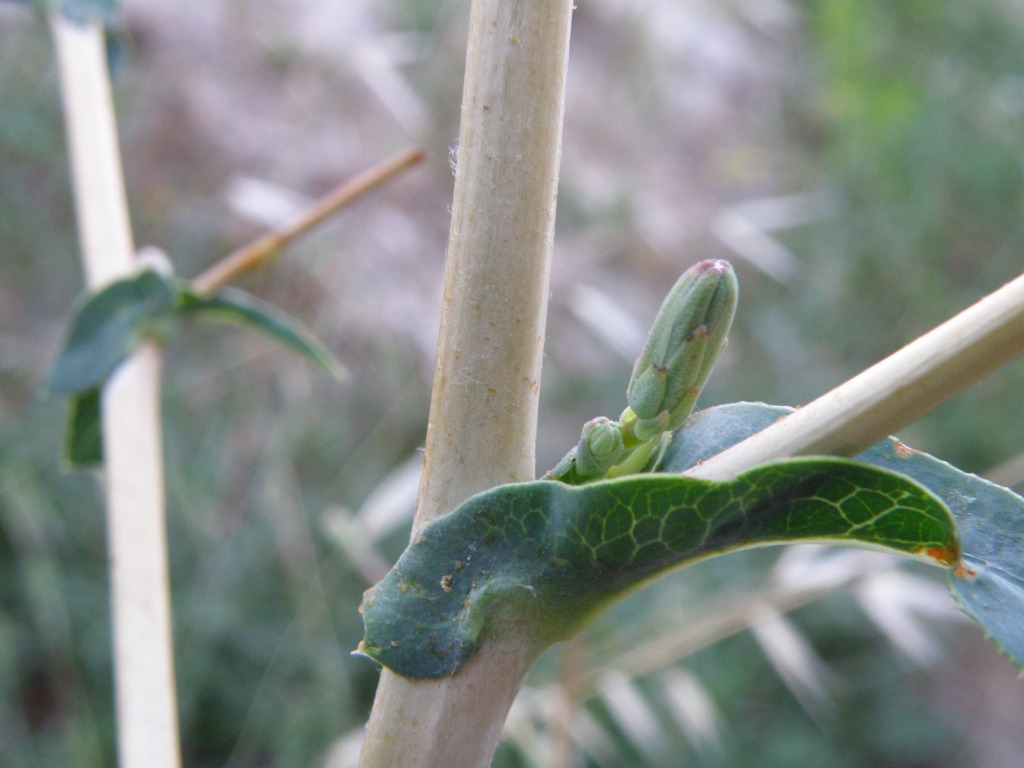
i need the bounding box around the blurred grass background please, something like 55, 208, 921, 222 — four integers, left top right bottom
2, 0, 1024, 766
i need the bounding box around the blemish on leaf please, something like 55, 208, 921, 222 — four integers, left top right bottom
919, 546, 958, 566
954, 561, 978, 580
440, 574, 454, 593
892, 439, 917, 458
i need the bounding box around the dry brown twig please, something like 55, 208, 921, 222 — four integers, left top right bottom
193, 146, 425, 293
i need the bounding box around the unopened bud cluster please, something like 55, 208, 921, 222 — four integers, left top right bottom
626, 259, 737, 441
548, 260, 737, 484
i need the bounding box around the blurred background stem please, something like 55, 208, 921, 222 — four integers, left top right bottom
357, 1, 573, 765
51, 14, 181, 768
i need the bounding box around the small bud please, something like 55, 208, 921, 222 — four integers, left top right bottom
575, 417, 626, 478
627, 260, 737, 440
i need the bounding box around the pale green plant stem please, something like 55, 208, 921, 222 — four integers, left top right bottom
688, 270, 1024, 481
51, 15, 181, 768
357, 1, 573, 766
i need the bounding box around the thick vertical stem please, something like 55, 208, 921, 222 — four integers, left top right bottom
51, 16, 181, 768
413, 0, 573, 531
358, 1, 574, 766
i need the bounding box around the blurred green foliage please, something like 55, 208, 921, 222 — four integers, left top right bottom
1, 0, 1023, 766
775, 0, 1024, 471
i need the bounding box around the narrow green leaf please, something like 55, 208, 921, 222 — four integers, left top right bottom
50, 270, 344, 471
176, 287, 347, 380
65, 387, 103, 466
358, 454, 955, 679
48, 269, 176, 395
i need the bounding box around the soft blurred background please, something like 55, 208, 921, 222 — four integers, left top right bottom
2, 0, 1024, 766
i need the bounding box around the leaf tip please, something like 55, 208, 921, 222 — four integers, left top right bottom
351, 640, 382, 668
891, 438, 920, 458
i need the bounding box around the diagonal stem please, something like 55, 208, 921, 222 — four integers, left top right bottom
688, 270, 1024, 481
193, 147, 424, 293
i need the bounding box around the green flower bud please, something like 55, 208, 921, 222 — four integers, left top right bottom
575, 417, 626, 478
545, 418, 627, 483
627, 260, 737, 440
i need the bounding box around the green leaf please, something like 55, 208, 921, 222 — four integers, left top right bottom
48, 269, 175, 467
65, 387, 103, 466
663, 402, 1024, 673
175, 287, 347, 380
49, 270, 345, 468
49, 271, 345, 394
47, 269, 176, 395
883, 450, 1024, 672
358, 453, 956, 679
